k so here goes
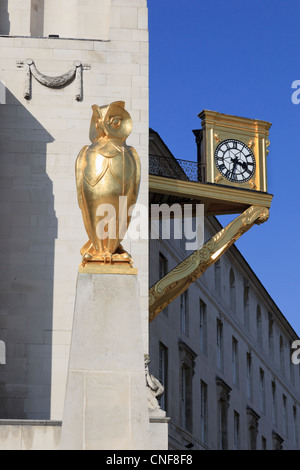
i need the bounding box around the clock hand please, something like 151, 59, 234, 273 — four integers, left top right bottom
236, 160, 247, 170
230, 157, 238, 178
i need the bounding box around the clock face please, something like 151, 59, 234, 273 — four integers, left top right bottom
214, 139, 256, 183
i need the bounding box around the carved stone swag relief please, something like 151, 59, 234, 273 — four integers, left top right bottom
17, 59, 91, 101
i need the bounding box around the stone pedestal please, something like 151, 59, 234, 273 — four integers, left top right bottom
60, 267, 150, 450
149, 409, 170, 450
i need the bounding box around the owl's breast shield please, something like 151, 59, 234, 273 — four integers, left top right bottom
75, 102, 141, 266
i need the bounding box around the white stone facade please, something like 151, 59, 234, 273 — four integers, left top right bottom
0, 0, 149, 420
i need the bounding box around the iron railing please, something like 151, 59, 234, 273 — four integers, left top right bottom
149, 154, 206, 183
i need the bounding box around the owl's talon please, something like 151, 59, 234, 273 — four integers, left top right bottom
103, 253, 113, 263
82, 253, 93, 266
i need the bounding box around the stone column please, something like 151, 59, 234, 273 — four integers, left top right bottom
60, 265, 150, 450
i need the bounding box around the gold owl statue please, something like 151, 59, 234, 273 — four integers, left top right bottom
75, 101, 140, 266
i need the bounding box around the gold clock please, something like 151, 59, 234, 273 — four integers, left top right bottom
198, 110, 271, 192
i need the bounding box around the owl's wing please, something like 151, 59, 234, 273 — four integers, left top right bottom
75, 145, 88, 209
130, 147, 141, 199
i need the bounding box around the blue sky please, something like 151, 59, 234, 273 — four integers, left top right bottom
148, 0, 300, 335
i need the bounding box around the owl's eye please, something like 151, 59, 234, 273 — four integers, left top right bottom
108, 116, 122, 128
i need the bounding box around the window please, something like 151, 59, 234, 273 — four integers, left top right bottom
200, 380, 208, 444
268, 313, 274, 359
181, 366, 189, 431
246, 352, 252, 400
256, 305, 262, 346
180, 290, 189, 336
283, 395, 288, 437
159, 252, 168, 279
290, 341, 295, 385
218, 400, 227, 450
229, 269, 236, 313
234, 411, 240, 450
293, 406, 298, 447
214, 258, 221, 294
216, 377, 231, 450
159, 343, 168, 412
279, 335, 285, 375
199, 299, 207, 354
244, 280, 250, 329
272, 380, 277, 425
259, 368, 266, 413
247, 407, 259, 450
217, 319, 224, 371
179, 342, 197, 433
232, 337, 239, 386
159, 252, 168, 315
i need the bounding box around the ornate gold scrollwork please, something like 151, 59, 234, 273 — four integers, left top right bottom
214, 174, 223, 183
149, 205, 269, 322
214, 133, 221, 143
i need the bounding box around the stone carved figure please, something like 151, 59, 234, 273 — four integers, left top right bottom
144, 354, 164, 410
75, 101, 140, 265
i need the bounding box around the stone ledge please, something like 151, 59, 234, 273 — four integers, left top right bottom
0, 420, 62, 426
0, 36, 110, 42
149, 417, 170, 424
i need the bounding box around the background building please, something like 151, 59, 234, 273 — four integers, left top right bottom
149, 129, 300, 450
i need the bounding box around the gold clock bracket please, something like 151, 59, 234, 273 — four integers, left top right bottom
214, 174, 257, 190
149, 174, 272, 216
149, 205, 269, 322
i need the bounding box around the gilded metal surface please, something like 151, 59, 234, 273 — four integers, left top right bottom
214, 133, 221, 143
149, 174, 273, 216
198, 110, 272, 193
75, 101, 140, 266
149, 205, 269, 322
78, 263, 137, 275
